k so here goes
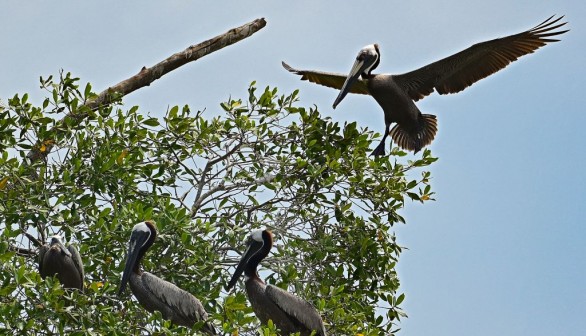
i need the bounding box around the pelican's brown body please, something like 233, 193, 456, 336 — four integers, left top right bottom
246, 278, 318, 335
367, 73, 437, 153
38, 236, 84, 291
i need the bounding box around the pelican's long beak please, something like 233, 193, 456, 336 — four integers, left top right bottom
333, 56, 374, 109
227, 240, 263, 290
118, 229, 150, 295
50, 236, 71, 257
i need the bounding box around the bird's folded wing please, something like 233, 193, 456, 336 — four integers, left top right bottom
266, 284, 327, 335
67, 245, 84, 287
141, 272, 208, 322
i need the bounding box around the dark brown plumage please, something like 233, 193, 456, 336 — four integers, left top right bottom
38, 235, 84, 291
283, 15, 568, 155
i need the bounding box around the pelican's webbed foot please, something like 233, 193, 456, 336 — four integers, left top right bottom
370, 141, 387, 156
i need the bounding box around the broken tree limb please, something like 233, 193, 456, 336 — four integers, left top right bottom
25, 18, 267, 166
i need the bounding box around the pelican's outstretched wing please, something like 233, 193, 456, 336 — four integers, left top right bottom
282, 61, 370, 95
393, 15, 568, 101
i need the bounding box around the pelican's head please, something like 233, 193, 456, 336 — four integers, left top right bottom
357, 44, 380, 76
333, 43, 380, 109
227, 229, 273, 290
49, 235, 71, 257
118, 220, 157, 295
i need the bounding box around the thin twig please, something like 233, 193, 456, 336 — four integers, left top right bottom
190, 174, 276, 216
192, 142, 244, 211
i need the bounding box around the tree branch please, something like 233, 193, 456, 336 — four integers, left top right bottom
23, 231, 44, 248
191, 173, 276, 216
194, 141, 243, 204
25, 18, 267, 166
10, 245, 37, 257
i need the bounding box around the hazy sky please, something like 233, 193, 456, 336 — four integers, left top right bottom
2, 1, 585, 335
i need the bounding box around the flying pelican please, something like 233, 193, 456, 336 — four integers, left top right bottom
283, 15, 568, 155
227, 229, 327, 336
38, 235, 84, 290
118, 220, 217, 334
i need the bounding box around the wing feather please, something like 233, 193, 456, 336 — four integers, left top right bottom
282, 61, 370, 95
393, 15, 568, 101
67, 245, 84, 289
141, 272, 215, 333
38, 245, 48, 274
266, 284, 327, 336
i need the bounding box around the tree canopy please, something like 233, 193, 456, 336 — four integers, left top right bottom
0, 18, 437, 336
0, 71, 436, 335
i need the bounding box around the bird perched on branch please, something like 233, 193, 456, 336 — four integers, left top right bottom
228, 229, 327, 336
118, 220, 217, 334
39, 235, 84, 291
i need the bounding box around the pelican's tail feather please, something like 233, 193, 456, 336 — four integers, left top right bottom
389, 114, 438, 153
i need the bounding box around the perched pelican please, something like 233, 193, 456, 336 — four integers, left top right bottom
227, 229, 327, 336
38, 235, 84, 290
283, 15, 568, 155
118, 220, 217, 334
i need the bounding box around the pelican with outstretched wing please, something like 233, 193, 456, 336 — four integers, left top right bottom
283, 15, 568, 155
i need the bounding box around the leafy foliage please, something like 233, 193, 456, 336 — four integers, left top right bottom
0, 73, 436, 335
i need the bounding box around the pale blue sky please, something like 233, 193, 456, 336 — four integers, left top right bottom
1, 1, 585, 335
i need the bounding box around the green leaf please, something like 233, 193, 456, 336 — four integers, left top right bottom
142, 118, 160, 127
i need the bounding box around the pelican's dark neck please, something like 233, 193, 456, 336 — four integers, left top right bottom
133, 223, 157, 274
244, 234, 273, 281
372, 44, 381, 72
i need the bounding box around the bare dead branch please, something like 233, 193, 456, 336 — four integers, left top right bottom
25, 18, 267, 166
